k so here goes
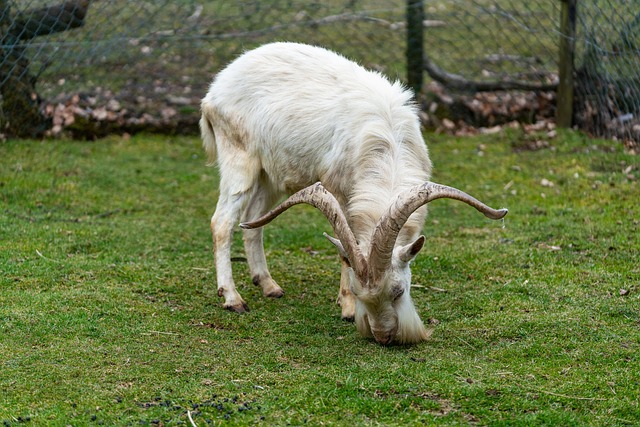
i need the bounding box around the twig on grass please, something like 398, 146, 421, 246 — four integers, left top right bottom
536, 389, 607, 401
6, 208, 122, 223
521, 384, 608, 401
35, 249, 62, 263
455, 336, 477, 350
92, 209, 121, 219
187, 410, 198, 427
142, 330, 181, 336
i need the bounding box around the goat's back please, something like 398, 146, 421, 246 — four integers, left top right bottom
201, 42, 427, 195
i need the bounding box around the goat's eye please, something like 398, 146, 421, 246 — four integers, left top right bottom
391, 287, 404, 301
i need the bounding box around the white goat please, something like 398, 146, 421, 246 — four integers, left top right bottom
200, 42, 507, 345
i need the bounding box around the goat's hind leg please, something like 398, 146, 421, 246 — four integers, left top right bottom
211, 189, 251, 312
242, 184, 284, 298
210, 145, 261, 313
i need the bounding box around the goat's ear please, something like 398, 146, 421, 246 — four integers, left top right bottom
323, 232, 350, 265
398, 235, 425, 264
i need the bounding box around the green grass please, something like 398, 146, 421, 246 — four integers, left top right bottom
1, 131, 638, 426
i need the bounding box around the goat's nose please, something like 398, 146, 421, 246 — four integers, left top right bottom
373, 331, 394, 345
380, 336, 393, 345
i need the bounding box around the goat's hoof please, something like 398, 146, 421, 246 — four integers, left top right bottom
264, 288, 284, 298
224, 302, 250, 313
253, 275, 284, 298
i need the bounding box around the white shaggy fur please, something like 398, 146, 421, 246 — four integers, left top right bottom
201, 42, 433, 344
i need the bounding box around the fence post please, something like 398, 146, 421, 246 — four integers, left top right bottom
406, 0, 424, 95
556, 0, 577, 128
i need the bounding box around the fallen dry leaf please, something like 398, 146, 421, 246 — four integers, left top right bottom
538, 243, 561, 251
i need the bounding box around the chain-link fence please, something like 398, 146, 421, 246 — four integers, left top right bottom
574, 1, 640, 148
0, 0, 638, 149
1, 0, 208, 137
415, 0, 561, 135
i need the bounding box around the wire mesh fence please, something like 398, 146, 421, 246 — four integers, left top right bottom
574, 0, 640, 149
1, 0, 207, 137
424, 0, 560, 85
416, 0, 560, 136
0, 0, 638, 149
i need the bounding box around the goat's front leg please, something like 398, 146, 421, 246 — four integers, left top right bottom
211, 192, 250, 313
242, 186, 284, 298
243, 227, 284, 298
337, 259, 356, 321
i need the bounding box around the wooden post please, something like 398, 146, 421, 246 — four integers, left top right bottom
556, 0, 577, 128
406, 0, 424, 95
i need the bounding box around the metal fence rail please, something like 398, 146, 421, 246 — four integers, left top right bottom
0, 0, 638, 149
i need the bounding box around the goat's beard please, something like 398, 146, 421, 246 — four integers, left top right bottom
354, 300, 373, 339
354, 296, 431, 344
394, 294, 431, 344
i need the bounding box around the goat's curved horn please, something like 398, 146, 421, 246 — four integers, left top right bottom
240, 182, 368, 280
369, 182, 508, 281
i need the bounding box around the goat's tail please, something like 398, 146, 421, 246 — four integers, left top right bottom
200, 103, 218, 166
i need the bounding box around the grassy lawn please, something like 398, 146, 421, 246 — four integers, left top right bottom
0, 130, 638, 426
